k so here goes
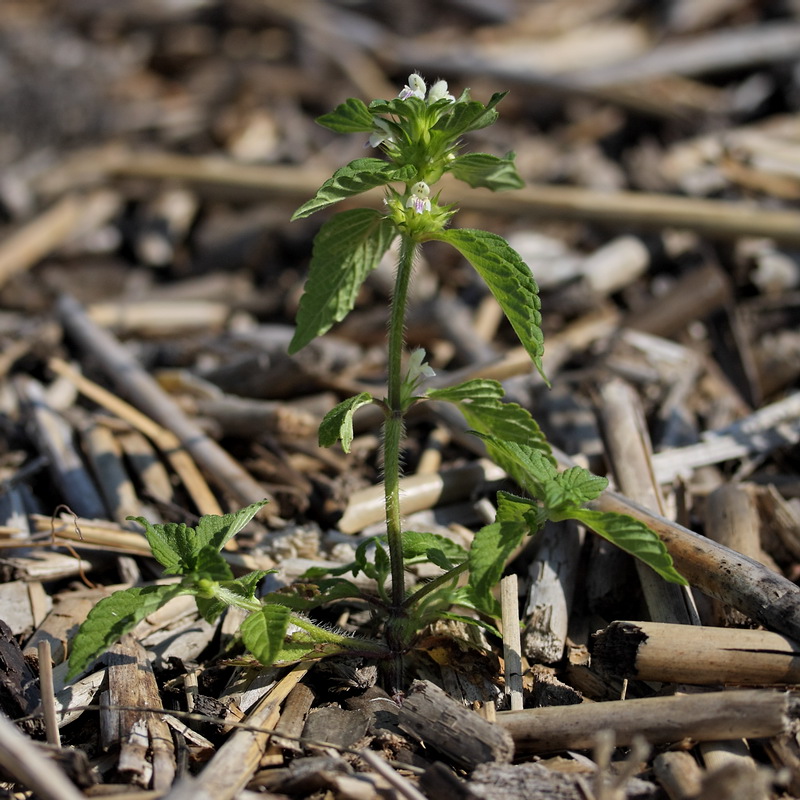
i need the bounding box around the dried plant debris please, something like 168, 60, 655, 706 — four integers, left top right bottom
1, 1, 800, 799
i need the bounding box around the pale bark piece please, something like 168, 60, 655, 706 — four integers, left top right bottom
501, 573, 524, 711
398, 679, 514, 770
15, 375, 107, 519
597, 377, 696, 625
497, 689, 792, 755
704, 483, 769, 625
522, 521, 582, 665
0, 579, 52, 635
56, 294, 269, 511
195, 664, 309, 800
0, 710, 86, 800
102, 636, 176, 791
592, 620, 800, 686
650, 391, 800, 484
653, 750, 704, 800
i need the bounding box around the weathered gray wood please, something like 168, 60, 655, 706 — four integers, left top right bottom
498, 689, 792, 754
398, 680, 514, 770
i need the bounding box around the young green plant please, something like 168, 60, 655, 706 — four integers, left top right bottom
67, 74, 686, 690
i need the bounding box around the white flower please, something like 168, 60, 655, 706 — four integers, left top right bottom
405, 181, 431, 214
399, 73, 426, 100
427, 79, 455, 104
367, 117, 394, 148
406, 348, 436, 381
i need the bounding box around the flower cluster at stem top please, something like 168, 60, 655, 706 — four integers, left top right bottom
367, 73, 464, 237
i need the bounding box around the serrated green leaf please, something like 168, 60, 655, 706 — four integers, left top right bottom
495, 491, 538, 523
194, 546, 235, 581
319, 392, 375, 452
430, 229, 546, 381
466, 520, 527, 617
317, 98, 375, 133
242, 607, 386, 666
195, 500, 270, 553
427, 379, 504, 404
292, 159, 416, 220
472, 433, 557, 500
566, 508, 688, 585
240, 604, 292, 666
127, 518, 197, 574
448, 152, 524, 191
68, 583, 187, 679
289, 209, 398, 353
541, 467, 608, 513
431, 100, 500, 137
402, 530, 468, 570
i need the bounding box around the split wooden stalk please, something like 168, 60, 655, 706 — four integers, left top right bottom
497, 689, 792, 754
195, 663, 309, 800
592, 620, 800, 686
522, 520, 582, 664
597, 377, 697, 624
500, 574, 524, 711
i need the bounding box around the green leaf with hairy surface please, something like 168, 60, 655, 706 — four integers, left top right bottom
496, 490, 539, 523
402, 530, 468, 571
128, 519, 195, 574
465, 520, 527, 617
448, 152, 524, 191
292, 160, 416, 220
68, 583, 188, 678
317, 97, 375, 133
194, 500, 269, 553
540, 467, 609, 514
473, 434, 557, 500
429, 229, 546, 380
242, 607, 386, 666
427, 378, 504, 404
564, 508, 688, 585
319, 392, 375, 452
193, 546, 234, 581
240, 604, 293, 666
431, 93, 507, 137
127, 501, 267, 575
428, 381, 555, 465
289, 209, 397, 353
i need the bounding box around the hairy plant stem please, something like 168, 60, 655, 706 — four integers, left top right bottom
383, 233, 417, 686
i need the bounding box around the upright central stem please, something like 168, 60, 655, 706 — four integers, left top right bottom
383, 234, 416, 670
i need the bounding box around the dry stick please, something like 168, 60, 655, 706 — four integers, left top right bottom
704, 484, 767, 627
195, 663, 309, 800
0, 193, 90, 289
37, 640, 61, 748
108, 153, 800, 245
53, 300, 271, 511
0, 712, 85, 800
48, 358, 220, 517
597, 378, 697, 625
592, 620, 800, 686
358, 749, 429, 800
48, 357, 221, 516
497, 689, 792, 755
586, 487, 800, 643
500, 574, 524, 711
338, 459, 505, 533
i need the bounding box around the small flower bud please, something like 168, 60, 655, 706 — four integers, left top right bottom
427, 79, 455, 104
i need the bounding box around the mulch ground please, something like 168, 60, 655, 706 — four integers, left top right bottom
2, 2, 800, 799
